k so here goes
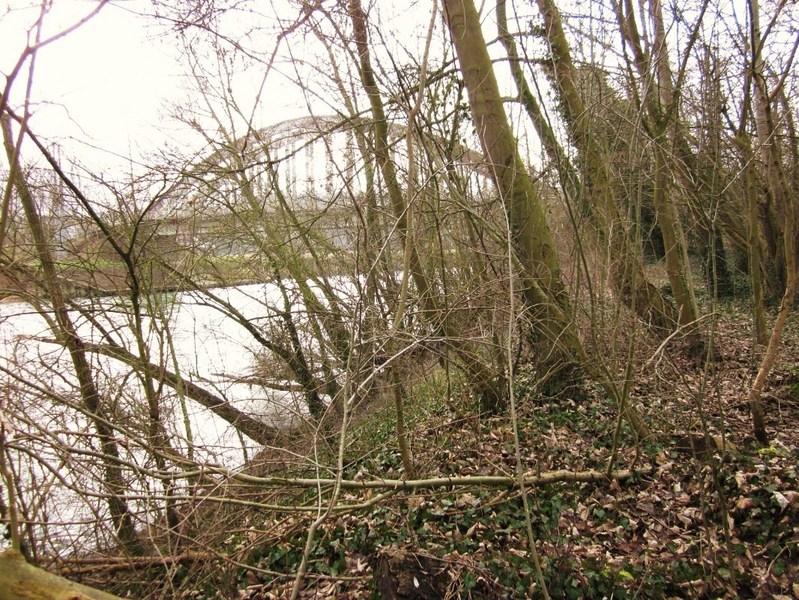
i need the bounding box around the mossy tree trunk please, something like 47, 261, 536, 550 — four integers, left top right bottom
750, 0, 792, 298
612, 0, 703, 336
0, 550, 124, 600
444, 0, 653, 439
648, 0, 701, 330
531, 0, 679, 332
746, 0, 797, 444
444, 0, 585, 387
496, 0, 581, 209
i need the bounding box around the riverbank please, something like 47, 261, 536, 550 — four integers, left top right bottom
50, 300, 799, 599
0, 258, 267, 303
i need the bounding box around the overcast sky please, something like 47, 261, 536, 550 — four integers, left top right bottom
1, 0, 531, 175
1, 1, 185, 168
1, 0, 321, 174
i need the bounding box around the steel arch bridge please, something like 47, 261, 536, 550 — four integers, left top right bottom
149, 114, 495, 256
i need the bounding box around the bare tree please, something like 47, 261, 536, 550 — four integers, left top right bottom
444, 0, 586, 387
500, 0, 681, 334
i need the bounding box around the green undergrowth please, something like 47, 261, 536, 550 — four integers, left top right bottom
241, 386, 625, 595
344, 367, 460, 465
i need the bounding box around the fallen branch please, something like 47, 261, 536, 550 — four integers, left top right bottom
182, 466, 654, 491
55, 551, 217, 576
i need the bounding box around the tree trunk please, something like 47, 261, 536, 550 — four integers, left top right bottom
444, 0, 584, 387
647, 0, 701, 331
347, 0, 436, 316
737, 134, 769, 345
611, 0, 703, 335
750, 0, 790, 297
0, 550, 124, 600
652, 137, 700, 329
346, 0, 517, 413
2, 114, 144, 556
746, 0, 797, 444
496, 0, 581, 210
532, 0, 679, 332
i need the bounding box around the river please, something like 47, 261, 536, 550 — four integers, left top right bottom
0, 283, 311, 554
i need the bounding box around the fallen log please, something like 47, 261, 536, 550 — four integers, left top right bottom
0, 550, 123, 600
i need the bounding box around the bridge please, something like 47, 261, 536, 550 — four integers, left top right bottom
146, 115, 495, 256
58, 115, 496, 287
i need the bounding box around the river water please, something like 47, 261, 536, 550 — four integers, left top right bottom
0, 283, 312, 554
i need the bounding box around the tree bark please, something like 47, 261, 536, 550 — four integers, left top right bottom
2, 114, 144, 556
611, 0, 703, 333
496, 0, 581, 209
444, 0, 585, 385
0, 550, 124, 600
347, 0, 436, 316
750, 0, 791, 297
647, 0, 701, 330
532, 0, 679, 331
444, 0, 653, 439
746, 0, 797, 444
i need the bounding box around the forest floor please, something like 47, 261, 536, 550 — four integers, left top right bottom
74, 300, 799, 599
